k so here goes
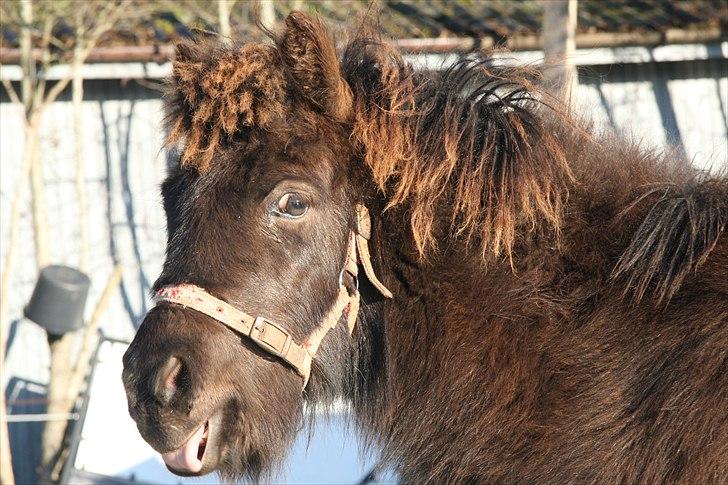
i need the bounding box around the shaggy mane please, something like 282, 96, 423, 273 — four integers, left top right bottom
343, 39, 574, 261
612, 177, 728, 304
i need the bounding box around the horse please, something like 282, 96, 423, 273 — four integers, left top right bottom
122, 12, 728, 483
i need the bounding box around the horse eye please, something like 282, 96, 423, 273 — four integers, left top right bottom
276, 193, 308, 217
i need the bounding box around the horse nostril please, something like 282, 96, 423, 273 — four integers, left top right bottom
155, 356, 183, 406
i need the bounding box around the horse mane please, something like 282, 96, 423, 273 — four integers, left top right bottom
342, 37, 574, 261
612, 177, 728, 304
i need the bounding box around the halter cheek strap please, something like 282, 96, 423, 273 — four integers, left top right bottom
354, 205, 393, 299
153, 204, 391, 389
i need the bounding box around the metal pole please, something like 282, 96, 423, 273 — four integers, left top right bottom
2, 413, 80, 423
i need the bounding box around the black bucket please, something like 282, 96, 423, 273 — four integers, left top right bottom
25, 265, 91, 336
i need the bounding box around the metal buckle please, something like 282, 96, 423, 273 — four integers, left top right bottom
249, 316, 292, 359
339, 269, 359, 294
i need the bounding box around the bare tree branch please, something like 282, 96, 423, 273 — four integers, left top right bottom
19, 0, 33, 114
33, 13, 54, 115
73, 7, 88, 271
1, 78, 22, 106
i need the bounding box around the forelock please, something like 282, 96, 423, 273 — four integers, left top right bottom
165, 40, 290, 172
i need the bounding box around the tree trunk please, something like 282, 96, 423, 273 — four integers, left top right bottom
73, 44, 89, 271
542, 0, 578, 103
66, 267, 123, 412
41, 267, 123, 482
218, 0, 232, 40
259, 0, 276, 31
1, 6, 39, 483
40, 332, 77, 479
0, 112, 39, 485
29, 128, 50, 269
20, 0, 34, 116
20, 0, 50, 269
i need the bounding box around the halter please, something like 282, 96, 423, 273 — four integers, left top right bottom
153, 204, 392, 389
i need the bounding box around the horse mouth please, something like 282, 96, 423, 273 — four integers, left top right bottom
161, 412, 222, 476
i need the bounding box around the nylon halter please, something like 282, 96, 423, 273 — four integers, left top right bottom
153, 204, 392, 389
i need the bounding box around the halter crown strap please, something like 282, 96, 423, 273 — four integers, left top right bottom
154, 205, 392, 389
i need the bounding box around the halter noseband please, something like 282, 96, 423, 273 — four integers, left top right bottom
153, 204, 392, 389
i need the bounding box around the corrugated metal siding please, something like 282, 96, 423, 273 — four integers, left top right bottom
1, 56, 726, 484
575, 57, 728, 171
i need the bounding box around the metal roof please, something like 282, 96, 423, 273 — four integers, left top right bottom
1, 0, 726, 51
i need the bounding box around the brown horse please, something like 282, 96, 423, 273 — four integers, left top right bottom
122, 12, 728, 483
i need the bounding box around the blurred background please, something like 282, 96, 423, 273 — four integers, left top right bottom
0, 1, 726, 484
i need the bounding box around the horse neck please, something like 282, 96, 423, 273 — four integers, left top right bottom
348, 204, 486, 419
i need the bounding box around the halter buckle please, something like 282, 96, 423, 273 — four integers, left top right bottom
249, 316, 292, 359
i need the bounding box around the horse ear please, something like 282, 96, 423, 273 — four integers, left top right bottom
173, 37, 209, 66
277, 12, 353, 121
